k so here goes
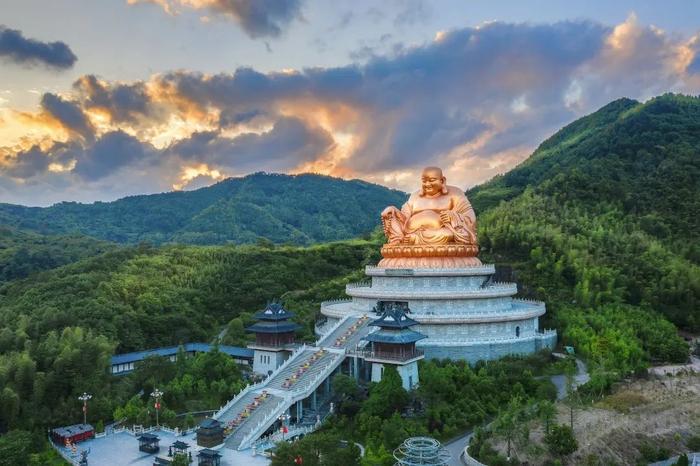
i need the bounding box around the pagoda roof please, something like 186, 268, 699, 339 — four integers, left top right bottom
246, 321, 301, 334
171, 440, 190, 450
364, 329, 426, 344
253, 302, 296, 321
370, 305, 419, 329
197, 448, 222, 459
198, 418, 221, 429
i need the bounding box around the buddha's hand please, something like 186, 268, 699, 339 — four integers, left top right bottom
439, 210, 452, 226
381, 206, 398, 218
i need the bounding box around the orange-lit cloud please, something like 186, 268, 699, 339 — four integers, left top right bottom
3, 17, 700, 205
172, 163, 225, 190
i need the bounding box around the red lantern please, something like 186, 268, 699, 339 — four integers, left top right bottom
294, 455, 303, 464
155, 402, 161, 410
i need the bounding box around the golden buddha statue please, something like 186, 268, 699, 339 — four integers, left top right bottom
379, 167, 481, 268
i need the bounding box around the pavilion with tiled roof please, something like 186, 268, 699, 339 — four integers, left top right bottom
362, 302, 426, 390
246, 302, 301, 375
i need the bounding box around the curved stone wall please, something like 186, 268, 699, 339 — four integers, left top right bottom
318, 265, 557, 363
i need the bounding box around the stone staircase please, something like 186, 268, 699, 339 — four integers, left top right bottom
216, 391, 258, 425
212, 314, 372, 450
225, 395, 285, 449
265, 349, 338, 391
317, 315, 373, 349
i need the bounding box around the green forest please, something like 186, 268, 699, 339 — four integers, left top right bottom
0, 94, 699, 464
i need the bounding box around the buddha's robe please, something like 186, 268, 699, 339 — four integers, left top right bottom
382, 185, 477, 245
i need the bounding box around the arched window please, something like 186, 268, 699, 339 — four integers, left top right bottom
515, 326, 520, 337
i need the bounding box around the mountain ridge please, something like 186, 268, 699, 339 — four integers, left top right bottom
470, 94, 700, 243
0, 172, 407, 245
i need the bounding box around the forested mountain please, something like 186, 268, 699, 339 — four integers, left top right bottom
0, 227, 115, 285
471, 95, 700, 240
470, 93, 700, 370
0, 173, 406, 245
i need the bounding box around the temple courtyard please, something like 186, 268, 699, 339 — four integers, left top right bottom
57, 428, 270, 466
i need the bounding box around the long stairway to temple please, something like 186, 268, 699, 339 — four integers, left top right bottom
212, 315, 372, 450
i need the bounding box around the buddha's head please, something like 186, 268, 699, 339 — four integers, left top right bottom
420, 166, 448, 196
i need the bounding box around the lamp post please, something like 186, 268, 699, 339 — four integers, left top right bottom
278, 413, 290, 440
151, 388, 164, 428
78, 393, 92, 425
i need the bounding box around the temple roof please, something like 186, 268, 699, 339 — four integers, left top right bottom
246, 321, 301, 334
111, 343, 253, 366
51, 424, 94, 437
199, 418, 221, 429
371, 304, 419, 329
364, 329, 427, 344
198, 448, 222, 458
253, 302, 296, 321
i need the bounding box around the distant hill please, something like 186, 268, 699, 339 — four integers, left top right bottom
0, 173, 406, 245
471, 94, 700, 343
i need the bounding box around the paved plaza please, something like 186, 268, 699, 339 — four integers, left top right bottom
58, 429, 271, 466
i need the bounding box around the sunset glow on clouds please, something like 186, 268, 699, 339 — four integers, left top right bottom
1, 3, 700, 205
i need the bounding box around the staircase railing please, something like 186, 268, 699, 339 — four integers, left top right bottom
315, 315, 350, 347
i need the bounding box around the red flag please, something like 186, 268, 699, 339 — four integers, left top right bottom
283, 426, 288, 434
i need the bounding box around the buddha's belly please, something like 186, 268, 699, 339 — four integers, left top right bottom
406, 210, 442, 231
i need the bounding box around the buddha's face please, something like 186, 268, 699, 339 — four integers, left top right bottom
421, 168, 445, 196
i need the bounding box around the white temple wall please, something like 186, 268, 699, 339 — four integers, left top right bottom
253, 349, 288, 376
370, 362, 420, 390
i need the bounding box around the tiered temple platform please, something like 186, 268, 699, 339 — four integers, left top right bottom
320, 264, 557, 363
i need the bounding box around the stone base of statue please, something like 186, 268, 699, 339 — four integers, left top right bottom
378, 243, 481, 268
318, 264, 558, 364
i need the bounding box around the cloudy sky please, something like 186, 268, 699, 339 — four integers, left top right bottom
1, 0, 699, 206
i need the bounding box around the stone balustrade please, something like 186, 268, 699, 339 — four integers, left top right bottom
346, 283, 518, 299
349, 348, 424, 363
346, 281, 371, 289
319, 298, 352, 307
365, 264, 496, 276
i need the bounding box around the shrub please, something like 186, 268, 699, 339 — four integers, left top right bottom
544, 424, 578, 457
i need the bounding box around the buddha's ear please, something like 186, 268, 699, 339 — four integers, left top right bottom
441, 178, 448, 194
419, 187, 425, 196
